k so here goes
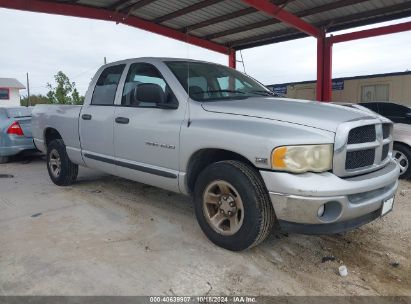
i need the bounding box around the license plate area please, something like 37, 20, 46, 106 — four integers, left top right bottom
381, 197, 394, 216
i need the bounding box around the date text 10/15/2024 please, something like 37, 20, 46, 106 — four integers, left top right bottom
149, 296, 257, 303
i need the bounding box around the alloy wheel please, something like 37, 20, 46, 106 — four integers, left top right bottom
202, 180, 244, 236
49, 149, 62, 178
393, 149, 409, 176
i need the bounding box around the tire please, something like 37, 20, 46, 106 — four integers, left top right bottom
393, 143, 411, 179
47, 139, 78, 186
0, 156, 9, 164
193, 160, 276, 251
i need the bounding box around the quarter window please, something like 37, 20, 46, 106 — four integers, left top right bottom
0, 88, 10, 100
91, 64, 125, 105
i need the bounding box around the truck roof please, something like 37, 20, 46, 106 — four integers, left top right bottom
101, 57, 218, 67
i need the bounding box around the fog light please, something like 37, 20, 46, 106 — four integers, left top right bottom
317, 205, 325, 217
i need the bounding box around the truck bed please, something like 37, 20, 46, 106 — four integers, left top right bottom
32, 105, 83, 160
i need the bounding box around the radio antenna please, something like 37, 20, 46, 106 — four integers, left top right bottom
239, 50, 246, 74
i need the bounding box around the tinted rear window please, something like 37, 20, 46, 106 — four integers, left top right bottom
91, 64, 126, 105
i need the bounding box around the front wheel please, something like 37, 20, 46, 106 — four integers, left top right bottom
194, 160, 276, 251
47, 139, 78, 186
393, 143, 411, 179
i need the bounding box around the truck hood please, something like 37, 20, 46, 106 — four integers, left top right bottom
201, 97, 376, 132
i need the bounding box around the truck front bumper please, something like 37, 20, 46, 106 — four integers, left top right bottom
260, 160, 400, 234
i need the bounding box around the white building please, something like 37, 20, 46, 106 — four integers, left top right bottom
0, 78, 26, 107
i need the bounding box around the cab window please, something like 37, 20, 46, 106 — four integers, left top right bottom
122, 63, 177, 108
91, 64, 125, 105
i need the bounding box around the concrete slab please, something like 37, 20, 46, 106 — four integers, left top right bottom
0, 156, 410, 296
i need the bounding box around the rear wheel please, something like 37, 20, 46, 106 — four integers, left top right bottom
0, 156, 9, 164
47, 139, 78, 186
393, 143, 411, 179
194, 160, 276, 251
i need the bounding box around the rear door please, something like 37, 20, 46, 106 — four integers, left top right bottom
113, 62, 184, 192
79, 64, 126, 174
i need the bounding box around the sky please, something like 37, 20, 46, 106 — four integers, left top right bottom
0, 8, 410, 97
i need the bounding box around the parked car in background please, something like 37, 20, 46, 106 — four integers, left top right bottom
359, 102, 411, 178
0, 107, 36, 163
32, 58, 399, 251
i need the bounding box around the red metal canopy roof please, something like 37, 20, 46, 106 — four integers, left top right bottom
1, 0, 411, 101
1, 0, 411, 54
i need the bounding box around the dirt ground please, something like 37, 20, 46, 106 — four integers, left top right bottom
0, 155, 410, 296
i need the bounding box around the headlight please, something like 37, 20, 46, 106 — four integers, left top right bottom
271, 144, 333, 173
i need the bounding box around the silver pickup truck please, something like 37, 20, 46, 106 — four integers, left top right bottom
32, 58, 400, 251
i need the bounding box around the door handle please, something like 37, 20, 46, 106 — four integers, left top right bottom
115, 117, 129, 124
81, 114, 92, 120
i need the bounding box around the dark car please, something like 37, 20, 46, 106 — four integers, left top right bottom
359, 102, 411, 124
360, 102, 411, 178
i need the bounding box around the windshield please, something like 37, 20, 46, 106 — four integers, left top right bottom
6, 107, 31, 118
165, 61, 274, 102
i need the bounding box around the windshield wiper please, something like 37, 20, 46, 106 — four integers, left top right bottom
190, 89, 246, 95
248, 90, 275, 96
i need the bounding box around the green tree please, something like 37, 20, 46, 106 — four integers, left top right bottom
46, 71, 84, 105
20, 94, 49, 106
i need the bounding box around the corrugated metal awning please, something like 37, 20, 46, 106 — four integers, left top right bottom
1, 0, 411, 51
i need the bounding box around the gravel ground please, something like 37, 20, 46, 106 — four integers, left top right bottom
0, 155, 410, 296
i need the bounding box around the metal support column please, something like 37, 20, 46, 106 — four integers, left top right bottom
229, 49, 236, 69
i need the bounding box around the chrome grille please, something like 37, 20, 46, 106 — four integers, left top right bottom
347, 125, 376, 144
381, 144, 390, 161
346, 149, 375, 169
333, 119, 393, 177
382, 123, 391, 139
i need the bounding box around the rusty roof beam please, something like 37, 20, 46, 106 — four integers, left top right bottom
154, 0, 224, 24
118, 0, 154, 14
241, 0, 320, 37
206, 0, 369, 40
0, 0, 229, 54
183, 7, 255, 32
330, 20, 411, 44
231, 2, 411, 49
321, 2, 411, 32
108, 0, 135, 10
181, 0, 289, 32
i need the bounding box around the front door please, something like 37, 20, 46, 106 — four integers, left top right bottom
113, 62, 184, 192
79, 64, 125, 174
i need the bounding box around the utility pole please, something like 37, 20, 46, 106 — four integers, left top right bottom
104, 57, 107, 64
26, 73, 31, 107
